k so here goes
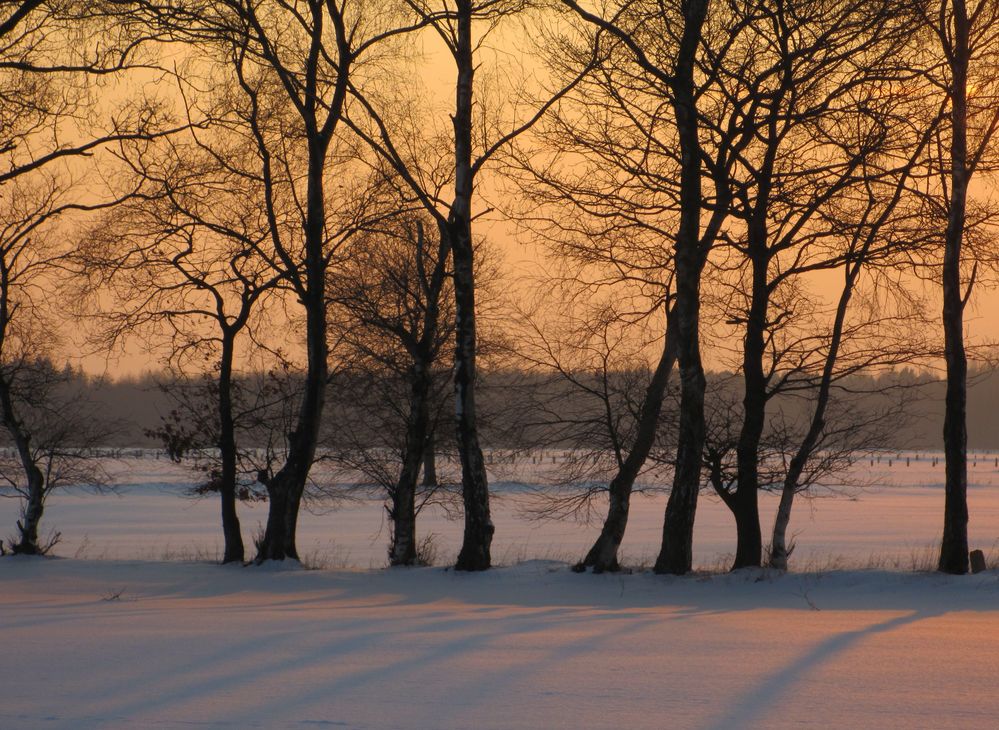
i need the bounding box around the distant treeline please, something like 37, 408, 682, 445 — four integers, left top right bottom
66, 367, 999, 451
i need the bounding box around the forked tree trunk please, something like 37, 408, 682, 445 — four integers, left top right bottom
939, 0, 970, 575
0, 367, 46, 555
655, 0, 710, 576
256, 139, 330, 563
579, 312, 676, 573
256, 346, 325, 562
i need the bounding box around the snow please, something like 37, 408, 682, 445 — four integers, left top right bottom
2, 558, 999, 729
3, 452, 999, 728
4, 450, 999, 569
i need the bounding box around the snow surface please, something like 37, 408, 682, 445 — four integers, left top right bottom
2, 558, 999, 729
3, 452, 999, 728
2, 451, 999, 569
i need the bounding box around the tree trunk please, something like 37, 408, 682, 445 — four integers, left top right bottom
730, 488, 762, 569
769, 485, 794, 570
14, 463, 45, 555
580, 310, 677, 573
217, 333, 244, 564
255, 136, 330, 563
939, 0, 970, 575
421, 438, 438, 487
654, 0, 710, 576
258, 477, 294, 559
451, 224, 493, 571
769, 263, 852, 570
450, 0, 493, 572
732, 246, 769, 570
389, 483, 417, 566
710, 465, 763, 571
0, 368, 46, 555
389, 361, 432, 566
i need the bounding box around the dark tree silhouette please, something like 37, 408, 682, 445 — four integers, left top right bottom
80, 118, 287, 563
127, 0, 425, 562
328, 214, 455, 565
0, 178, 119, 553
347, 0, 593, 569
698, 0, 924, 569
922, 0, 999, 574
560, 0, 715, 575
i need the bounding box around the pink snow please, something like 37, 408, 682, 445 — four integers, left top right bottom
7, 451, 999, 569
2, 558, 998, 729
3, 452, 999, 728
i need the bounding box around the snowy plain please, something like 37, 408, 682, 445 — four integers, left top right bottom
3, 452, 999, 729
5, 449, 999, 569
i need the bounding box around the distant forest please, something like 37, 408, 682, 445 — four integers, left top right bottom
66, 367, 999, 452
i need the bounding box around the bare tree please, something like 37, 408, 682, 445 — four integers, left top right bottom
347, 0, 593, 569
688, 0, 928, 569
698, 378, 905, 568
507, 289, 677, 571
0, 1, 182, 554
128, 0, 425, 562
558, 0, 716, 574
327, 213, 455, 565
0, 177, 118, 553
766, 134, 943, 568
507, 5, 691, 573
79, 115, 288, 563
920, 0, 999, 574
0, 361, 114, 555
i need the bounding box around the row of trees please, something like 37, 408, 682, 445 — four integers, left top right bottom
0, 0, 996, 575
506, 0, 999, 575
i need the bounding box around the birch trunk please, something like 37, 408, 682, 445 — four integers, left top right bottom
939, 0, 970, 575
655, 0, 710, 576
451, 0, 493, 571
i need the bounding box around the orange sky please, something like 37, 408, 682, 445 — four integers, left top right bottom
75, 11, 999, 378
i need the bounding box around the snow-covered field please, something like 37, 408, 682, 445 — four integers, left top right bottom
3, 452, 999, 729
3, 450, 999, 569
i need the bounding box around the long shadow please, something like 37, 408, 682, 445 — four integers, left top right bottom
223, 605, 664, 727
234, 563, 999, 616
705, 608, 939, 730
76, 599, 640, 725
